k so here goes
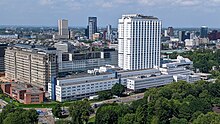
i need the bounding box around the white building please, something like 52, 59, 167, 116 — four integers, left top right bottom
50, 67, 169, 102
118, 14, 161, 70
127, 75, 173, 91
162, 55, 193, 68
160, 67, 193, 75
173, 74, 201, 83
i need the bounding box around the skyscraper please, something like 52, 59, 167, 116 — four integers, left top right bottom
118, 14, 162, 70
87, 17, 97, 39
200, 26, 208, 38
106, 24, 112, 41
179, 31, 186, 42
167, 27, 174, 36
58, 19, 69, 39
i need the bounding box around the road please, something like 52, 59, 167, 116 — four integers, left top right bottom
91, 93, 145, 107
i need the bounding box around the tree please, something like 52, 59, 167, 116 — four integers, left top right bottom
193, 112, 220, 124
95, 104, 131, 124
98, 91, 112, 100
118, 113, 137, 124
69, 100, 94, 124
170, 117, 188, 124
135, 105, 148, 124
52, 103, 62, 118
55, 120, 72, 124
111, 83, 125, 97
95, 105, 118, 124
3, 109, 38, 124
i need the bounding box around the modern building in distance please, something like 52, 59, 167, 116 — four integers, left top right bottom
0, 44, 7, 73
200, 26, 208, 38
167, 27, 174, 36
118, 14, 162, 70
179, 31, 186, 42
4, 44, 58, 92
87, 17, 97, 39
106, 24, 112, 41
55, 19, 69, 39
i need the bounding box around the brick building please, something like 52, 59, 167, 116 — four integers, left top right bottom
1, 82, 44, 104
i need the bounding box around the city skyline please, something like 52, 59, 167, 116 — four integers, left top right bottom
1, 0, 220, 28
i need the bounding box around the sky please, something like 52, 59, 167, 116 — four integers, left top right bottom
0, 0, 220, 28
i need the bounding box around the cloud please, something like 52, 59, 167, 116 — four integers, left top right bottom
39, 0, 54, 6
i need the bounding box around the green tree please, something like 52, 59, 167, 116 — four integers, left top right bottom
98, 91, 112, 100
193, 112, 220, 124
52, 103, 62, 118
135, 105, 148, 124
3, 109, 38, 124
55, 120, 72, 124
118, 113, 137, 124
111, 83, 125, 97
170, 117, 188, 124
95, 105, 118, 124
69, 100, 94, 124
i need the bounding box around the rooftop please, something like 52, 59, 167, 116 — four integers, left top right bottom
122, 14, 158, 20
8, 44, 57, 54
11, 82, 44, 94
58, 71, 114, 80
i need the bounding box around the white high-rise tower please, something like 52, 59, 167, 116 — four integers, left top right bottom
118, 14, 161, 70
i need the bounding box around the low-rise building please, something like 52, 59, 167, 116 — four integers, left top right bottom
49, 67, 165, 102
127, 75, 173, 91
160, 67, 192, 75
173, 74, 201, 83
1, 83, 44, 104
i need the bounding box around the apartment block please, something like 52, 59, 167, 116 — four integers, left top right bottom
4, 44, 58, 91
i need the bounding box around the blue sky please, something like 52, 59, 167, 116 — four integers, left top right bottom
0, 0, 220, 28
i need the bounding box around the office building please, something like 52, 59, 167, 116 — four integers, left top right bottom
5, 44, 58, 91
0, 44, 7, 72
173, 74, 201, 83
118, 14, 162, 70
179, 31, 186, 41
51, 67, 167, 102
54, 41, 74, 53
106, 24, 112, 41
200, 26, 208, 38
162, 56, 193, 68
127, 75, 173, 91
167, 27, 174, 36
58, 19, 69, 39
87, 17, 97, 39
58, 49, 118, 72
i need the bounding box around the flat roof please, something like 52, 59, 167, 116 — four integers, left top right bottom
128, 74, 173, 81
58, 71, 114, 80
11, 82, 44, 94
